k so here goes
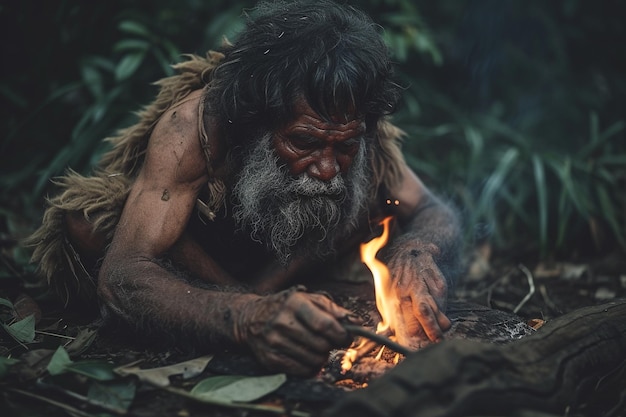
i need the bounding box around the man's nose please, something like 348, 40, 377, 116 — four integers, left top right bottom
308, 147, 340, 181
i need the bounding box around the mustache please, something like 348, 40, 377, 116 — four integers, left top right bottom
289, 173, 346, 197
231, 132, 369, 264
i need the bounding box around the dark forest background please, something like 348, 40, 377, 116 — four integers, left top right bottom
2, 0, 625, 276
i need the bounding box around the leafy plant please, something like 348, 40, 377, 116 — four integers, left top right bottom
1, 0, 624, 274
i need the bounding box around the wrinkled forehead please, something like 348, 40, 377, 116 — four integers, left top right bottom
289, 96, 363, 129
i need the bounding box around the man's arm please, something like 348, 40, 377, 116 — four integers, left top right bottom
383, 162, 462, 347
97, 97, 354, 375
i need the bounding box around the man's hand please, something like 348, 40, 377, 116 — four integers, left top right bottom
234, 287, 355, 376
387, 244, 451, 348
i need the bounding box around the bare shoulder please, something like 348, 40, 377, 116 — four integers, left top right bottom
145, 90, 209, 185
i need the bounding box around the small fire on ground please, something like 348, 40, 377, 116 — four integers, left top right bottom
342, 216, 406, 371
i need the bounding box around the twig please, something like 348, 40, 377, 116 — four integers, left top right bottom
35, 330, 76, 340
343, 324, 414, 356
486, 268, 515, 308
514, 264, 536, 314
36, 379, 129, 415
8, 388, 99, 417
539, 283, 559, 314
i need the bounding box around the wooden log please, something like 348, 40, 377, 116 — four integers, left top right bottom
321, 299, 626, 417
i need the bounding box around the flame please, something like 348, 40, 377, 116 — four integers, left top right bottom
341, 216, 398, 372
360, 216, 397, 334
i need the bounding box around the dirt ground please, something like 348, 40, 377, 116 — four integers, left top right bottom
1, 244, 625, 417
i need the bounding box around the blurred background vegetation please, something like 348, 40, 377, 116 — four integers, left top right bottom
1, 0, 625, 279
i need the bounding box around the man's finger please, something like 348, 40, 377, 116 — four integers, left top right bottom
272, 310, 335, 354
410, 299, 443, 342
298, 295, 352, 346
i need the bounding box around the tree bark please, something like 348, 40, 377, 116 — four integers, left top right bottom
321, 299, 626, 417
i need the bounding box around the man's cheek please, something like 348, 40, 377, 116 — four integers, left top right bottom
337, 153, 358, 174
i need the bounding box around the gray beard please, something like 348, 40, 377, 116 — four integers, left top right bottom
232, 133, 370, 265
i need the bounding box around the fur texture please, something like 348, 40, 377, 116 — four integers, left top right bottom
26, 50, 405, 306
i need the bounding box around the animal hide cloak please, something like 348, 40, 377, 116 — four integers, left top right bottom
25, 51, 406, 307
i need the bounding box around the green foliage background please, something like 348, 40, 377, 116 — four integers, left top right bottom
1, 0, 625, 271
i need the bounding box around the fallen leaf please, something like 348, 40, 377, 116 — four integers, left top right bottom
527, 318, 545, 330
562, 263, 588, 280
88, 379, 137, 412
595, 287, 616, 301
3, 314, 35, 343
66, 327, 99, 356
13, 293, 42, 323
67, 360, 117, 381
0, 356, 19, 379
47, 345, 73, 375
115, 355, 213, 387
190, 374, 287, 403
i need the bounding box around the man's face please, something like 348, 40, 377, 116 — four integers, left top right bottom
272, 99, 366, 182
231, 101, 370, 265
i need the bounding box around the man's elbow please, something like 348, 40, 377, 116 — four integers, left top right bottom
97, 260, 130, 316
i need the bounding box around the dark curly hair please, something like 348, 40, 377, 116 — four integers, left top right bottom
205, 0, 401, 145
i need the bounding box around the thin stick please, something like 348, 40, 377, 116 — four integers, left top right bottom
36, 379, 128, 415
8, 388, 98, 417
343, 325, 414, 356
514, 264, 536, 314
35, 330, 76, 340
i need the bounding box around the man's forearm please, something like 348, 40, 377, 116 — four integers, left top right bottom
98, 256, 257, 347
390, 194, 463, 285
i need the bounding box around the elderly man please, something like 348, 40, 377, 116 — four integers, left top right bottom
28, 0, 461, 375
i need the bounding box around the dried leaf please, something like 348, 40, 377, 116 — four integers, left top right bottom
65, 327, 99, 356
13, 293, 41, 323
190, 374, 287, 403
115, 355, 213, 387
527, 318, 545, 330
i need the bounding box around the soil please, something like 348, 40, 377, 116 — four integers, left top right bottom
1, 245, 625, 417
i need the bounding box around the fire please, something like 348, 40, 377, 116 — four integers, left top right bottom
360, 216, 397, 334
342, 216, 400, 372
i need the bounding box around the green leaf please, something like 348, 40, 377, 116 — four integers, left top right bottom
578, 118, 626, 159
118, 20, 151, 38
596, 184, 626, 249
66, 361, 117, 381
190, 374, 287, 403
547, 157, 591, 217
3, 314, 36, 343
532, 155, 548, 254
0, 356, 20, 379
47, 345, 73, 375
113, 39, 150, 53
597, 155, 626, 166
115, 51, 147, 81
477, 148, 519, 216
152, 47, 175, 77
80, 65, 104, 99
0, 297, 14, 309
88, 379, 136, 412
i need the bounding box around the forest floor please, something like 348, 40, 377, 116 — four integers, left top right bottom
1, 242, 625, 417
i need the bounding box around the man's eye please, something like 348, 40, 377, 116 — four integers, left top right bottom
337, 138, 361, 153
290, 136, 319, 150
